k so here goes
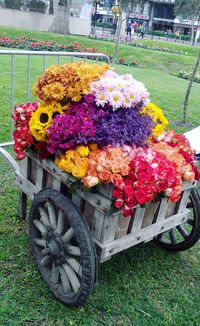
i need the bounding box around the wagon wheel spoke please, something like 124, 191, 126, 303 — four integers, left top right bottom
34, 238, 46, 247
56, 210, 64, 235
46, 202, 57, 230
33, 219, 47, 236
62, 227, 74, 243
63, 263, 80, 293
169, 229, 177, 245
65, 244, 81, 256
40, 255, 51, 267
51, 263, 60, 284
59, 266, 71, 293
66, 257, 82, 277
38, 206, 50, 226
176, 225, 189, 239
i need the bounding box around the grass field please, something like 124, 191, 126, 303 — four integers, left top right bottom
0, 27, 200, 326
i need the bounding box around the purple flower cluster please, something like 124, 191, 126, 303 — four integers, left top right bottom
47, 95, 106, 154
91, 108, 154, 147
47, 94, 154, 154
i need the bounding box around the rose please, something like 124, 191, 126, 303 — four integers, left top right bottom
124, 185, 134, 197
72, 166, 87, 179
134, 189, 148, 205
112, 188, 124, 199
125, 196, 136, 208
137, 171, 152, 183
98, 170, 112, 183
114, 198, 124, 209
124, 178, 133, 186
82, 176, 99, 188
122, 204, 134, 217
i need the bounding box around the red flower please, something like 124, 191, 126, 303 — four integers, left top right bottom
125, 196, 136, 208
122, 204, 134, 217
135, 189, 148, 205
112, 188, 124, 199
124, 185, 135, 197
114, 198, 124, 209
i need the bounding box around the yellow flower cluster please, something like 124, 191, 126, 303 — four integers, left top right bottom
142, 102, 168, 137
29, 102, 67, 141
33, 62, 110, 103
55, 145, 91, 179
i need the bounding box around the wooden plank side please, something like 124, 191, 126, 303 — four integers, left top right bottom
98, 211, 188, 261
15, 170, 39, 199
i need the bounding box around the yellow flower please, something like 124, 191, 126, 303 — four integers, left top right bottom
29, 102, 65, 141
72, 165, 87, 179
76, 145, 90, 157
43, 82, 65, 101
33, 62, 110, 104
142, 102, 168, 137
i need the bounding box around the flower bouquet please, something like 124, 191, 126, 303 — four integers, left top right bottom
12, 62, 200, 218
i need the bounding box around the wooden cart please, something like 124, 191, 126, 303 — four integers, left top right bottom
1, 147, 200, 307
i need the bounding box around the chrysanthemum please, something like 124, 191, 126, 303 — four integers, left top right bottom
142, 102, 168, 137
109, 91, 123, 110
43, 82, 65, 101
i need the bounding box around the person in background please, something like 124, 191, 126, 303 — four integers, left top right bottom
126, 20, 132, 37
139, 24, 145, 39
131, 20, 138, 34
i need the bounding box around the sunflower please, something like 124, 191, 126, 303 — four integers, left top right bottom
29, 102, 65, 141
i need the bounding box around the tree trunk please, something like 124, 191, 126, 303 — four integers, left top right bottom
183, 47, 200, 123
49, 0, 70, 35
191, 20, 195, 46
112, 0, 123, 64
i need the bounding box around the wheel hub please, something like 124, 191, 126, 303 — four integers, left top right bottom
45, 231, 65, 266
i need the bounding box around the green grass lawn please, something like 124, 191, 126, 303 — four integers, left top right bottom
0, 27, 200, 326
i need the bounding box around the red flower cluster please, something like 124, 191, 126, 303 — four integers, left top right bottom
112, 147, 182, 217
156, 129, 200, 181
12, 103, 38, 160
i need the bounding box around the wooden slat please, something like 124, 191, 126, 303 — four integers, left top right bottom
142, 201, 159, 228
92, 209, 105, 240
130, 206, 145, 233
77, 189, 112, 215
35, 165, 44, 190
52, 178, 61, 191
177, 189, 191, 213
100, 211, 121, 243
115, 214, 131, 239
15, 170, 39, 199
155, 198, 169, 222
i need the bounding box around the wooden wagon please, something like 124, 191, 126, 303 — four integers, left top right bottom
1, 147, 200, 307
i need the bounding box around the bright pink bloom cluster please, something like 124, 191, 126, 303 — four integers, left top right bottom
112, 147, 182, 217
12, 103, 38, 160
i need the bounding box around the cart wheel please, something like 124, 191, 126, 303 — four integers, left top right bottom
154, 188, 200, 251
29, 188, 97, 307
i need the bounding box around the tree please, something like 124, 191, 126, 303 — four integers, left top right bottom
175, 0, 200, 123
174, 0, 200, 45
182, 47, 200, 124
49, 0, 71, 35
112, 0, 146, 64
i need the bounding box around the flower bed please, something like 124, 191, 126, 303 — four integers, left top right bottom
178, 71, 200, 83
12, 62, 200, 217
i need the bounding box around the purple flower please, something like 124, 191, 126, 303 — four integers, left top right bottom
91, 108, 154, 147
